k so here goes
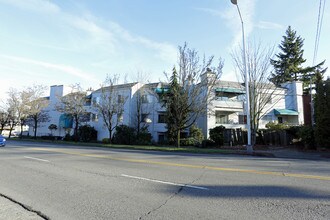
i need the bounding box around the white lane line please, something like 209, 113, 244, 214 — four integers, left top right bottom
121, 174, 208, 190
24, 156, 50, 163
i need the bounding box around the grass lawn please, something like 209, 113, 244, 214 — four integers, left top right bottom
8, 137, 244, 155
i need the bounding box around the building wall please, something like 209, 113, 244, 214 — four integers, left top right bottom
29, 80, 305, 142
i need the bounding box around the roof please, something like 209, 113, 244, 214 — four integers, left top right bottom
274, 109, 299, 116
93, 82, 139, 93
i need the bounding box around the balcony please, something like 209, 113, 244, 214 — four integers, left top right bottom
213, 97, 243, 111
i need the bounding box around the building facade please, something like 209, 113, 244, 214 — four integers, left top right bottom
29, 79, 305, 142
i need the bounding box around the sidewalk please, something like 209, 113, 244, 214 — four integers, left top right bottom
0, 196, 44, 220
252, 147, 330, 160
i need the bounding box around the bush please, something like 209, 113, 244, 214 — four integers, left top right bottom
189, 125, 204, 144
40, 135, 61, 141
63, 133, 72, 141
298, 125, 315, 149
209, 126, 225, 147
113, 125, 136, 145
201, 139, 216, 148
136, 128, 152, 145
78, 125, 97, 142
265, 122, 290, 130
102, 138, 110, 144
180, 137, 196, 146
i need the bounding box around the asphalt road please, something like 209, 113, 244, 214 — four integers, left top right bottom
0, 141, 329, 220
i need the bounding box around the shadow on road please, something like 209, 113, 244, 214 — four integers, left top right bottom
158, 185, 330, 200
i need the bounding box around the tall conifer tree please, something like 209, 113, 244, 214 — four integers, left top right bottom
270, 26, 306, 85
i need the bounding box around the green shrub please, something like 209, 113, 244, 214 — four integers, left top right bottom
113, 125, 136, 145
209, 126, 225, 147
298, 125, 315, 149
265, 122, 290, 130
78, 125, 97, 142
102, 138, 110, 144
180, 137, 196, 146
63, 134, 73, 141
136, 128, 152, 145
201, 139, 216, 148
189, 125, 204, 144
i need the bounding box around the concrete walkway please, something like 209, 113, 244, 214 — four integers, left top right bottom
254, 147, 330, 160
0, 195, 45, 220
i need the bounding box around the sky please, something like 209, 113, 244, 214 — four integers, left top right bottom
0, 0, 329, 100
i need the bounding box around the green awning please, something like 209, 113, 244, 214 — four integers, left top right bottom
155, 88, 170, 94
59, 114, 73, 128
215, 88, 245, 94
274, 109, 299, 116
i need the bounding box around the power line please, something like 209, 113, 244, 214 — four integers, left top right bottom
313, 0, 326, 65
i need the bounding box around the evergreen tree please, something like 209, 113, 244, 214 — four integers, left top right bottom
166, 68, 189, 147
162, 43, 223, 147
314, 75, 330, 148
270, 26, 327, 91
270, 26, 307, 85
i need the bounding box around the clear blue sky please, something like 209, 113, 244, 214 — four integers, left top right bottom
0, 0, 329, 99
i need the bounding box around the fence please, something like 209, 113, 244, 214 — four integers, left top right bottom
223, 129, 295, 147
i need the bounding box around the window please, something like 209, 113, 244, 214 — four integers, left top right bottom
216, 112, 228, 124
92, 97, 100, 106
141, 95, 149, 103
117, 113, 123, 123
158, 113, 166, 123
158, 133, 165, 142
215, 91, 229, 100
141, 114, 148, 123
278, 117, 283, 124
118, 95, 124, 103
85, 98, 91, 106
239, 115, 247, 124
91, 113, 98, 122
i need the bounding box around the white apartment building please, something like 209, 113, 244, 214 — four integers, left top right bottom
29, 78, 304, 142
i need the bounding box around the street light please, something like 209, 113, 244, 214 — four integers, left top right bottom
230, 0, 253, 152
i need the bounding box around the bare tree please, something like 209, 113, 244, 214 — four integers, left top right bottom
56, 84, 89, 141
24, 85, 50, 139
93, 75, 127, 143
6, 89, 21, 138
131, 72, 153, 136
0, 106, 9, 135
232, 42, 284, 144
164, 43, 224, 147
6, 87, 35, 138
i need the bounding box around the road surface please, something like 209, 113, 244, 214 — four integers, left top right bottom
0, 141, 329, 219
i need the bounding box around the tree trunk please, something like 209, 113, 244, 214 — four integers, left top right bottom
109, 126, 112, 144
20, 124, 24, 139
8, 124, 15, 139
73, 116, 79, 142
34, 118, 38, 139
176, 129, 181, 148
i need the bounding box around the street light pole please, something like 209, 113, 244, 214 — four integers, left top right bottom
230, 0, 252, 152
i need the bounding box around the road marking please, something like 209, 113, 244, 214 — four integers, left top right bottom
121, 174, 209, 190
28, 147, 330, 181
24, 156, 50, 163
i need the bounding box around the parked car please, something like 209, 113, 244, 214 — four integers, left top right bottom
0, 135, 6, 147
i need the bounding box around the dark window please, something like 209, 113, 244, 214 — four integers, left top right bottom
278, 117, 283, 124
158, 134, 165, 142
141, 114, 148, 122
141, 95, 149, 103
239, 115, 247, 124
158, 113, 166, 123
216, 111, 228, 124
91, 113, 98, 122
118, 95, 124, 103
